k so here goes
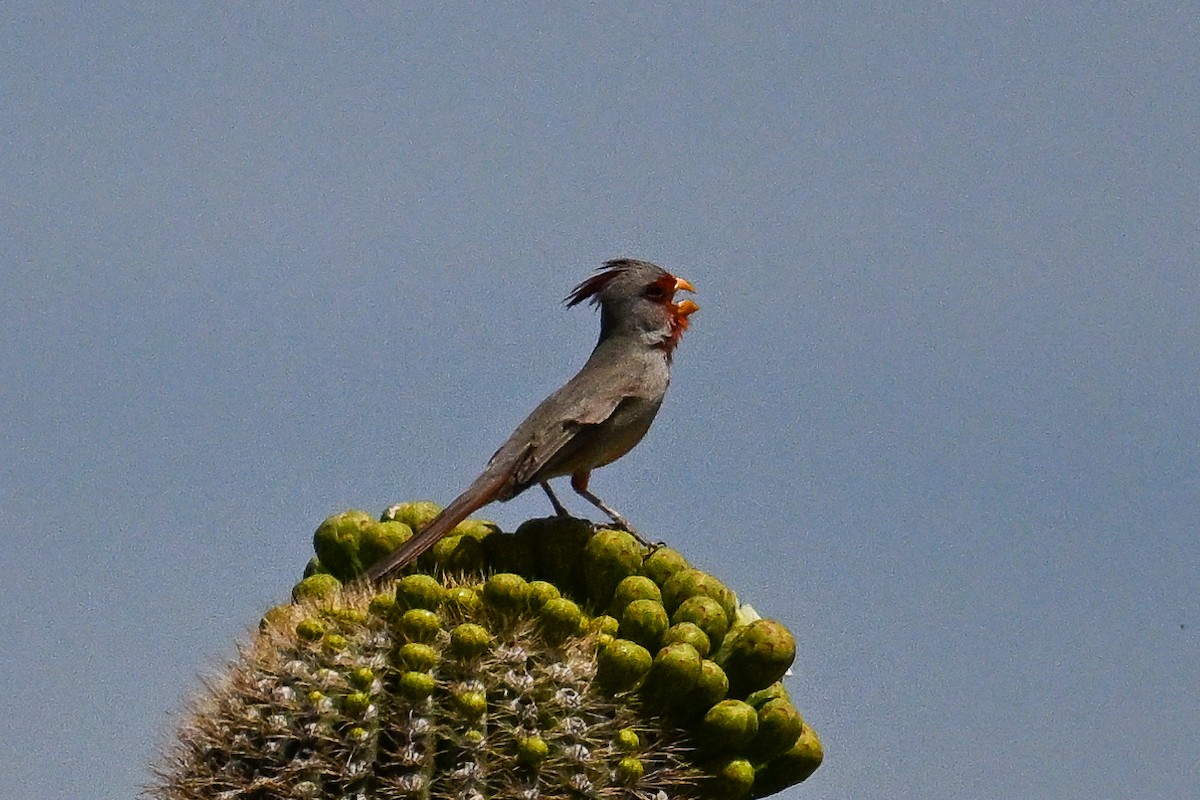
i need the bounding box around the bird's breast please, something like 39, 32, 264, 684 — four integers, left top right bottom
576, 394, 664, 468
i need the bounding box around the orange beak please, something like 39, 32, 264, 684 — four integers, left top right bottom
672, 277, 700, 323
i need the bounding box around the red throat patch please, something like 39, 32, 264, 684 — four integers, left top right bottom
664, 298, 699, 359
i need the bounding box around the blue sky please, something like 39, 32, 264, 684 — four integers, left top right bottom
2, 5, 1197, 798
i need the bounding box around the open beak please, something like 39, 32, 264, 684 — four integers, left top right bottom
667, 275, 698, 333
671, 297, 699, 335
675, 299, 699, 318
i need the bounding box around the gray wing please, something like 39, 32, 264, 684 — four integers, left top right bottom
490, 338, 671, 497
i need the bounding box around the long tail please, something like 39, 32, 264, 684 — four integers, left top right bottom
362, 461, 515, 584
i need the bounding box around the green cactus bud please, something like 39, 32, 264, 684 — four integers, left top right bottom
751, 697, 804, 760
517, 735, 549, 765
589, 614, 620, 637
341, 691, 372, 717
312, 509, 373, 581
672, 595, 731, 651
382, 500, 441, 530
700, 699, 759, 752
291, 573, 342, 603
615, 756, 646, 784
394, 573, 444, 610
302, 556, 327, 577
395, 642, 440, 671
616, 727, 641, 753
347, 667, 377, 691
428, 533, 487, 574
642, 642, 703, 706
619, 598, 670, 650
367, 592, 398, 620
661, 568, 737, 621
482, 572, 529, 612
714, 618, 796, 698
449, 622, 491, 659
442, 585, 482, 615
745, 681, 791, 709
750, 723, 823, 797
707, 755, 756, 799
357, 520, 413, 570
664, 621, 712, 658
453, 688, 488, 720
525, 579, 562, 610
640, 545, 689, 585
399, 608, 442, 642
321, 606, 368, 627
451, 518, 499, 540
295, 617, 325, 641
596, 638, 653, 692
690, 658, 730, 709
609, 574, 663, 617
396, 669, 436, 701
583, 528, 645, 606
517, 515, 593, 592
322, 633, 348, 652
539, 596, 583, 640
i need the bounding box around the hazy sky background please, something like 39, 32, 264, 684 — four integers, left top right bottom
2, 5, 1197, 799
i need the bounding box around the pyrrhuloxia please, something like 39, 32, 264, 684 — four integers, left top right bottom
364, 259, 698, 582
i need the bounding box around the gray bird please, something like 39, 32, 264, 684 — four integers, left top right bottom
364, 259, 698, 582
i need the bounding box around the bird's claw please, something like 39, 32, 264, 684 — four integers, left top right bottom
595, 519, 658, 549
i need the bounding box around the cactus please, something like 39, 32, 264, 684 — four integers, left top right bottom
149, 509, 823, 800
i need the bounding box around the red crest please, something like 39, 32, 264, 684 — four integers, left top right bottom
564, 261, 635, 308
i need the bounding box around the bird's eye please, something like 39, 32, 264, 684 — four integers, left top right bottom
644, 284, 668, 301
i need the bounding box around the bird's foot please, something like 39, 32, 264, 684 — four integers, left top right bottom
589, 518, 634, 533
600, 518, 659, 548
583, 519, 664, 552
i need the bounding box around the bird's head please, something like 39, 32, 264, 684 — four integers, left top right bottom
566, 259, 698, 357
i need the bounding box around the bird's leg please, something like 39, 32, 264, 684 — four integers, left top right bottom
569, 472, 656, 547
540, 481, 571, 517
